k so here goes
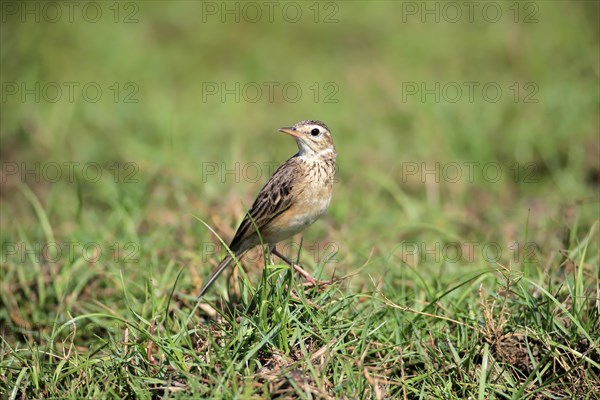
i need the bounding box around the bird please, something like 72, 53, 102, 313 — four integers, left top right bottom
198, 120, 336, 299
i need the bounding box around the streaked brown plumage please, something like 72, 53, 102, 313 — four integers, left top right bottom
198, 120, 336, 298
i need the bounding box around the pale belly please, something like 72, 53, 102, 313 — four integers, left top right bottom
264, 189, 332, 244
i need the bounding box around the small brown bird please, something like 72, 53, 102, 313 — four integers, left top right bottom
198, 120, 336, 298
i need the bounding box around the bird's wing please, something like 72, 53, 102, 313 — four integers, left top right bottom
228, 156, 300, 251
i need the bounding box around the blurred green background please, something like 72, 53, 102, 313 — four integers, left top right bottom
1, 1, 599, 397
1, 0, 598, 310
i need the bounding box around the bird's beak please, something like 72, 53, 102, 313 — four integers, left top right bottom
279, 127, 302, 139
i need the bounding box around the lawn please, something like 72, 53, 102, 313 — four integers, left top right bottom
1, 1, 599, 399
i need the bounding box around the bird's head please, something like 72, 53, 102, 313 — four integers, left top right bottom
279, 120, 335, 159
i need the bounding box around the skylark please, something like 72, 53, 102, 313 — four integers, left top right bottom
198, 120, 336, 298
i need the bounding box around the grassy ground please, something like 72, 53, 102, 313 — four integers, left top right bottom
1, 1, 599, 399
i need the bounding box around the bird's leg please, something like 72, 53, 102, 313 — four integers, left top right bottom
271, 247, 331, 286
267, 245, 275, 265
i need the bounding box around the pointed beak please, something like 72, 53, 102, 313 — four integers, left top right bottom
279, 127, 302, 139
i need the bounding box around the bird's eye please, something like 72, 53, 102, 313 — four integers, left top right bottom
310, 128, 320, 136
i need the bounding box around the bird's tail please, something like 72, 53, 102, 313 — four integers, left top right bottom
197, 254, 236, 299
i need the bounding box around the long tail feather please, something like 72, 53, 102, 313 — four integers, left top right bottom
197, 254, 235, 299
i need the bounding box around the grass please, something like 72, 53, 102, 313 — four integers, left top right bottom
1, 1, 599, 399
